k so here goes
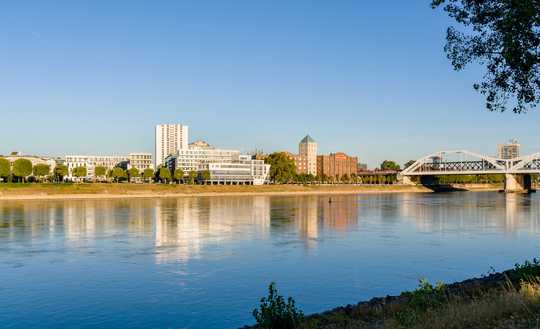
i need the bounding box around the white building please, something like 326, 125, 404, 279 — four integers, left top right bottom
155, 124, 189, 167
498, 139, 520, 160
65, 155, 129, 179
164, 142, 270, 185
203, 155, 270, 185
65, 153, 153, 180
165, 141, 241, 173
129, 153, 153, 172
2, 153, 58, 174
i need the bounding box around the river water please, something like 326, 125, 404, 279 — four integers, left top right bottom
1, 192, 539, 328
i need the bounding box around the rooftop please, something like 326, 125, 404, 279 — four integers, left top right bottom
300, 135, 316, 144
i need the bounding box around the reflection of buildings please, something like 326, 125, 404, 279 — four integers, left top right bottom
155, 198, 205, 264
0, 199, 155, 244
276, 195, 359, 250
398, 193, 540, 235
295, 196, 319, 248
320, 195, 359, 232
154, 196, 271, 263
6, 193, 539, 264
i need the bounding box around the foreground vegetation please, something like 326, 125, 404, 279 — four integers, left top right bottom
248, 260, 540, 329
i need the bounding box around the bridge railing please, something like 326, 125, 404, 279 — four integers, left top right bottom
401, 150, 540, 176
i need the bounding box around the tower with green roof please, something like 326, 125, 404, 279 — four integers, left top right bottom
298, 134, 317, 175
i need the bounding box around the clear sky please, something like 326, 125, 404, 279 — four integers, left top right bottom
1, 1, 539, 168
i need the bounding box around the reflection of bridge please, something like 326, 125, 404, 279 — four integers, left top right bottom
399, 150, 540, 193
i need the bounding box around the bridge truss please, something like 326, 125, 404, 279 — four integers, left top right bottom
400, 150, 540, 177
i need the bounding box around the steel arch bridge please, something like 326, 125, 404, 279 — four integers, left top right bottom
399, 150, 540, 192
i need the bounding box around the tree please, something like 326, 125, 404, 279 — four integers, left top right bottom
198, 170, 211, 184
33, 164, 50, 182
432, 0, 540, 113
188, 170, 197, 184
112, 167, 126, 182
265, 152, 297, 184
72, 166, 87, 181
127, 167, 139, 183
143, 168, 154, 183
320, 174, 329, 184
173, 168, 184, 183
54, 164, 68, 182
404, 160, 416, 169
0, 158, 10, 181
158, 167, 172, 183
95, 166, 107, 181
12, 159, 32, 182
252, 282, 304, 329
380, 160, 401, 171
341, 173, 350, 183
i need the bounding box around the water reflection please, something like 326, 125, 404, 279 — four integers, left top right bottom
396, 193, 540, 235
1, 193, 539, 259
2, 192, 540, 329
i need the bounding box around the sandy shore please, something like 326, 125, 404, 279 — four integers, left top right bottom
0, 185, 433, 201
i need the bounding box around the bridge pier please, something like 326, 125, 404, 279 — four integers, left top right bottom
400, 175, 415, 185
504, 174, 532, 193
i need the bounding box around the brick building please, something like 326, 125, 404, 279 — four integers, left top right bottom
317, 152, 358, 179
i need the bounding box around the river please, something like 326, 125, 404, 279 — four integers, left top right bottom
1, 192, 539, 328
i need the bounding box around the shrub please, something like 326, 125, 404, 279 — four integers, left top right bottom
253, 282, 304, 329
395, 278, 447, 327
514, 258, 540, 281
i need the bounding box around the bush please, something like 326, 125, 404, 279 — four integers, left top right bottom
514, 258, 540, 281
395, 278, 447, 326
253, 282, 304, 329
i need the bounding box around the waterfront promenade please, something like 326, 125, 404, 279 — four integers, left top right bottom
0, 183, 435, 201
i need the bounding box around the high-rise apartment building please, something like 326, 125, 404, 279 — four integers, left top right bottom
498, 139, 520, 159
294, 135, 317, 175
155, 124, 189, 167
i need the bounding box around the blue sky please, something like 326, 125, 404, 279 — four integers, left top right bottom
1, 1, 539, 167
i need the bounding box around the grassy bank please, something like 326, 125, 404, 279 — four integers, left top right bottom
247, 261, 540, 329
0, 183, 431, 200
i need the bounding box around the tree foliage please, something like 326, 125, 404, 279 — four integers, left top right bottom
253, 282, 304, 329
198, 169, 211, 183
188, 170, 197, 184
0, 158, 10, 179
112, 167, 126, 182
380, 160, 401, 171
12, 159, 33, 181
173, 168, 184, 183
33, 163, 50, 181
143, 168, 154, 182
95, 166, 107, 178
127, 167, 139, 181
265, 152, 297, 184
72, 166, 87, 180
158, 167, 172, 183
54, 165, 68, 182
432, 0, 540, 113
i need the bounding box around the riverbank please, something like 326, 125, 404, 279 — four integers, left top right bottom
245, 261, 540, 329
0, 183, 434, 201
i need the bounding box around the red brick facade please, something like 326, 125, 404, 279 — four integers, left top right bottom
317, 153, 358, 179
